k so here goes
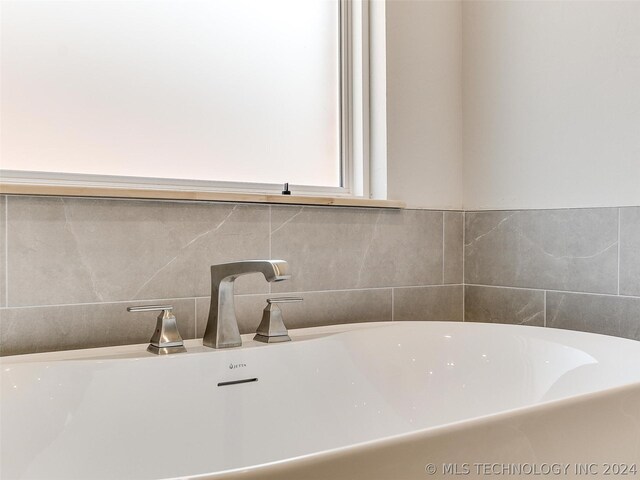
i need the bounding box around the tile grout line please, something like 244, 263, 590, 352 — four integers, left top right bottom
462, 211, 466, 322
5, 196, 8, 307
543, 290, 547, 327
232, 285, 458, 295
268, 205, 272, 295
617, 207, 621, 295
269, 204, 272, 258
464, 283, 640, 300
0, 285, 464, 310
391, 288, 395, 321
2, 297, 214, 310
441, 211, 445, 284
462, 284, 465, 323
193, 297, 198, 338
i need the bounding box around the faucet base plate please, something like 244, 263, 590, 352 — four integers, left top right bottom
253, 334, 292, 344
147, 344, 187, 355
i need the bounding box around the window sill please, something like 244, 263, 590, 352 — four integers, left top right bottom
0, 183, 405, 209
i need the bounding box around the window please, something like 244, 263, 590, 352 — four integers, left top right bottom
1, 0, 369, 197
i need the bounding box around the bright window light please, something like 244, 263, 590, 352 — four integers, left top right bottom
1, 0, 342, 189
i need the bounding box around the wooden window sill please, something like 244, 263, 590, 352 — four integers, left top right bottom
0, 183, 405, 209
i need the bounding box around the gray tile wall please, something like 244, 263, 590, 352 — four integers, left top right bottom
0, 195, 463, 356
464, 208, 640, 341
4, 196, 639, 356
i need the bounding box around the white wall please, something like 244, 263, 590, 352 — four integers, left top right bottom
385, 0, 463, 210
463, 1, 640, 210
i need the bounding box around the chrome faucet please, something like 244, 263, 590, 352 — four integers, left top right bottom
203, 260, 291, 349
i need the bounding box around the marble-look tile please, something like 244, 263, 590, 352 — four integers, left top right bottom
196, 289, 392, 336
393, 285, 463, 322
0, 298, 196, 356
620, 207, 640, 296
7, 196, 269, 306
464, 285, 544, 326
271, 206, 443, 293
444, 211, 463, 284
546, 292, 640, 341
0, 196, 6, 307
465, 209, 618, 294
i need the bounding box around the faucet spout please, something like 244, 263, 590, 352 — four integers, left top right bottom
203, 260, 290, 349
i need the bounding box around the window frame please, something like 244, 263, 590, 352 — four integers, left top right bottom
0, 0, 371, 200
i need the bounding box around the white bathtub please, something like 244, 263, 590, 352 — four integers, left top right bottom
2, 321, 640, 479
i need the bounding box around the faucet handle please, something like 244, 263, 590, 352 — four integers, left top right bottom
127, 305, 187, 355
266, 297, 303, 305
254, 297, 303, 343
